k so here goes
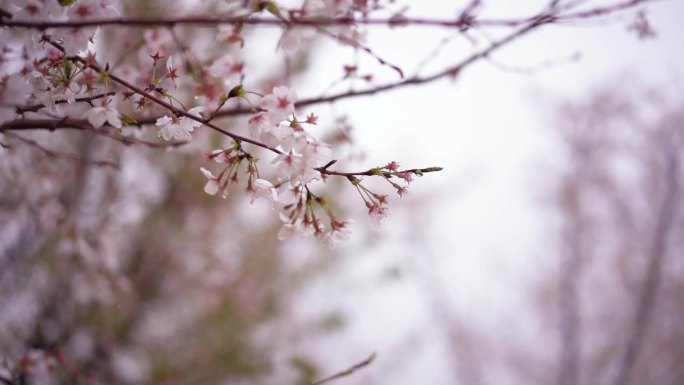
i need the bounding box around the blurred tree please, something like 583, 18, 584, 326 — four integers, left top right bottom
0, 1, 669, 384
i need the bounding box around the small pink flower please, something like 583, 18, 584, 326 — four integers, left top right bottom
247, 112, 271, 138
156, 107, 203, 141
249, 178, 278, 204
396, 172, 413, 183
305, 113, 318, 125
277, 27, 315, 54
261, 86, 297, 123
277, 221, 298, 241
386, 161, 399, 171
81, 98, 121, 128
368, 204, 388, 229
208, 54, 243, 86
327, 219, 353, 249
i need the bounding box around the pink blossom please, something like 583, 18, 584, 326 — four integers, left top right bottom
59, 27, 95, 55
247, 112, 271, 138
208, 54, 243, 86
249, 179, 278, 204
261, 86, 297, 123
82, 99, 122, 128
277, 27, 315, 54
12, 0, 62, 20
386, 161, 399, 171
368, 204, 388, 229
209, 149, 231, 164
327, 219, 353, 249
304, 0, 354, 16
396, 171, 414, 183
156, 107, 203, 141
67, 0, 118, 20
277, 221, 299, 241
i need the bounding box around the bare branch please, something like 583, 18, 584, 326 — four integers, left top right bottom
0, 0, 652, 30
14, 91, 116, 114
310, 353, 376, 385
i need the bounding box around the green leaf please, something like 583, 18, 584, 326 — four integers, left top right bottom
265, 2, 282, 18
120, 114, 137, 126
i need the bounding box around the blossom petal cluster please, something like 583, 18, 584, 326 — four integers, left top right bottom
82, 97, 122, 128
156, 107, 204, 141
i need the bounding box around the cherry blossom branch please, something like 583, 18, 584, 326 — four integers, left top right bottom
0, 0, 652, 30
46, 40, 284, 155
558, 0, 655, 21
1, 0, 650, 134
0, 118, 186, 149
310, 353, 376, 385
14, 91, 116, 114
5, 41, 439, 183
94, 13, 554, 125
316, 163, 442, 178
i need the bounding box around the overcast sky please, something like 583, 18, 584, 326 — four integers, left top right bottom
269, 1, 684, 384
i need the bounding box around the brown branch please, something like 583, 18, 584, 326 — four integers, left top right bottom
46, 40, 284, 155
316, 165, 442, 178
14, 91, 116, 114
1, 117, 90, 131
0, 14, 487, 29
0, 0, 652, 30
1, 1, 646, 133
310, 353, 376, 385
558, 0, 654, 22
0, 119, 186, 149
203, 15, 550, 121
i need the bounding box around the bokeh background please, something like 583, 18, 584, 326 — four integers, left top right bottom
1, 1, 684, 384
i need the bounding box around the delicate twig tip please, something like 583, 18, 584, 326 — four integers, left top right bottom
310, 352, 377, 385
321, 159, 338, 169
425, 166, 443, 172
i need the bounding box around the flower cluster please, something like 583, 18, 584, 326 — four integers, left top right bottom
156, 107, 204, 141
194, 84, 437, 247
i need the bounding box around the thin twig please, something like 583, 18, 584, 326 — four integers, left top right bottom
47, 39, 284, 155
315, 165, 442, 178
311, 353, 377, 385
15, 91, 116, 114
0, 119, 186, 149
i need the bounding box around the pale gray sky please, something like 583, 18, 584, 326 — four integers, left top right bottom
265, 1, 684, 383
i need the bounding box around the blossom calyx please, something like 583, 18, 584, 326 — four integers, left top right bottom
227, 85, 245, 99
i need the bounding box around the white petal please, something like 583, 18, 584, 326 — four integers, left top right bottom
204, 180, 219, 195
200, 167, 215, 180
